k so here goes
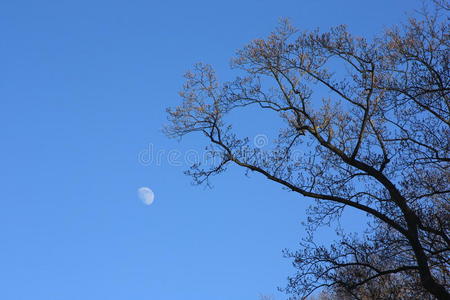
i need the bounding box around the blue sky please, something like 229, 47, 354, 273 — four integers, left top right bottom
1, 1, 422, 299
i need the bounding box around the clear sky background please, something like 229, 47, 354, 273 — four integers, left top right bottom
1, 1, 422, 299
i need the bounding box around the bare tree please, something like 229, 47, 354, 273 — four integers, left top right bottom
166, 1, 449, 299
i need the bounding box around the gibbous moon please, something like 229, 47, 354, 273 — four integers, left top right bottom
138, 187, 155, 205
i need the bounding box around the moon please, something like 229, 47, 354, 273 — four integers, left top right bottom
138, 187, 155, 205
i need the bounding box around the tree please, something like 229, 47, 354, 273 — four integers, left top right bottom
166, 1, 449, 299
